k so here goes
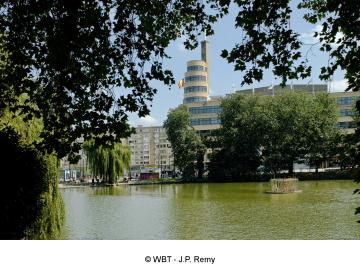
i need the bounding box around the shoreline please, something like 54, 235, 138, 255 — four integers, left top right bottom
58, 170, 358, 188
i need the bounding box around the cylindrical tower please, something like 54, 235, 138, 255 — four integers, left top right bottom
183, 60, 209, 104
183, 41, 209, 104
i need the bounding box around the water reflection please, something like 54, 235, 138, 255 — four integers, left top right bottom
91, 186, 130, 196
61, 181, 360, 239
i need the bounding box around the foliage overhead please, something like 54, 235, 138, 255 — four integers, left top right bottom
299, 0, 360, 91
220, 0, 311, 86
220, 0, 360, 91
0, 0, 228, 161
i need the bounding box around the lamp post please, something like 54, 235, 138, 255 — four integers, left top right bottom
160, 154, 163, 179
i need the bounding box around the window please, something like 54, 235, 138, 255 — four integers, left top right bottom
336, 96, 359, 105
183, 96, 207, 104
185, 75, 206, 82
339, 109, 354, 117
189, 105, 222, 114
184, 86, 207, 93
336, 121, 356, 129
187, 65, 205, 72
190, 118, 221, 126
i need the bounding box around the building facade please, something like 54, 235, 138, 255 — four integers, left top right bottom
123, 41, 360, 177
60, 41, 360, 180
237, 85, 360, 133
181, 41, 359, 134
59, 144, 86, 182
126, 125, 174, 177
236, 83, 327, 95
182, 40, 222, 134
333, 92, 359, 133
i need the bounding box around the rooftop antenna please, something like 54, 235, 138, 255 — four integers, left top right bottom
268, 81, 275, 96
201, 28, 210, 98
312, 79, 315, 95
307, 77, 314, 95
328, 78, 332, 93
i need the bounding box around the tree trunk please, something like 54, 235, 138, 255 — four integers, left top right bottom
288, 162, 294, 176
197, 151, 204, 179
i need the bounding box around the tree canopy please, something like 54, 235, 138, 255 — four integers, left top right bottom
163, 105, 205, 179
261, 92, 338, 175
220, 0, 360, 92
0, 107, 64, 239
208, 94, 268, 181
209, 92, 339, 180
0, 0, 228, 161
83, 140, 130, 184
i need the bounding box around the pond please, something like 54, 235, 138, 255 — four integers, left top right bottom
60, 180, 360, 239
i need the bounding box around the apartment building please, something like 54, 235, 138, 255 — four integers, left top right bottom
127, 125, 174, 177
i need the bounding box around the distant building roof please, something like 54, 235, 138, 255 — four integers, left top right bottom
236, 84, 327, 96
209, 95, 222, 100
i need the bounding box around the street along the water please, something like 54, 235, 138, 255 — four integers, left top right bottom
60, 180, 360, 239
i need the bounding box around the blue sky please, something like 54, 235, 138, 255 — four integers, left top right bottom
129, 2, 348, 127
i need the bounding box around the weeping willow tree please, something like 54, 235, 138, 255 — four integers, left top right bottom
0, 97, 64, 239
83, 140, 130, 184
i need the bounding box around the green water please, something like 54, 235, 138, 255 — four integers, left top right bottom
60, 181, 360, 239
